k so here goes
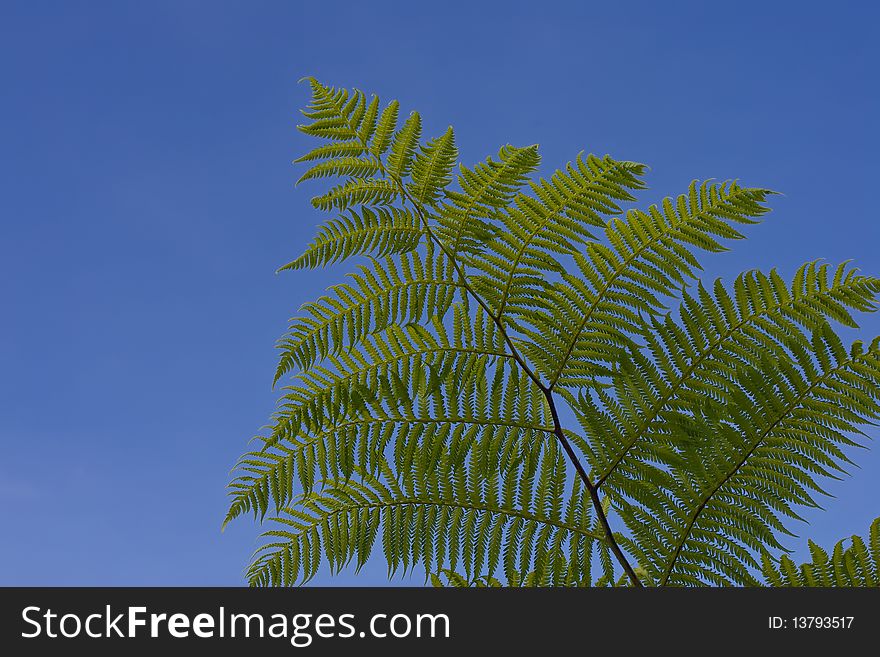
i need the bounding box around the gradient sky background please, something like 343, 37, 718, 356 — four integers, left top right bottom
1, 1, 878, 585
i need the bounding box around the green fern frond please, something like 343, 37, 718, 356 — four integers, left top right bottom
410, 126, 457, 205
273, 243, 458, 383
761, 517, 879, 586
532, 180, 774, 388
293, 89, 397, 165
310, 177, 401, 212
467, 154, 648, 322
246, 443, 601, 586
575, 261, 880, 493
370, 101, 400, 157
430, 569, 476, 587
227, 77, 880, 589
434, 144, 542, 253
616, 332, 880, 586
296, 79, 368, 141
296, 157, 382, 185
227, 306, 546, 526
293, 79, 411, 210
278, 207, 424, 271
387, 112, 422, 179
294, 140, 374, 164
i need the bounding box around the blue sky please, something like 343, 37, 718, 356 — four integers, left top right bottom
1, 1, 878, 585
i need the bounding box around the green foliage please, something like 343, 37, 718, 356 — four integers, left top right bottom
225, 77, 880, 587
247, 442, 604, 587
761, 518, 879, 587
272, 241, 458, 385
278, 207, 423, 272
435, 144, 541, 253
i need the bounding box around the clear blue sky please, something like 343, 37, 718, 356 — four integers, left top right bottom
1, 1, 878, 585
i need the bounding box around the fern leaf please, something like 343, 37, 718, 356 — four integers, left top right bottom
229, 79, 880, 589
468, 154, 648, 323
296, 157, 382, 184
620, 333, 880, 585
386, 112, 422, 179
434, 144, 541, 253
245, 443, 601, 586
273, 243, 458, 383
533, 180, 774, 388
410, 126, 457, 205
578, 262, 880, 493
761, 517, 880, 586
310, 177, 401, 212
228, 306, 543, 523
278, 207, 424, 271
